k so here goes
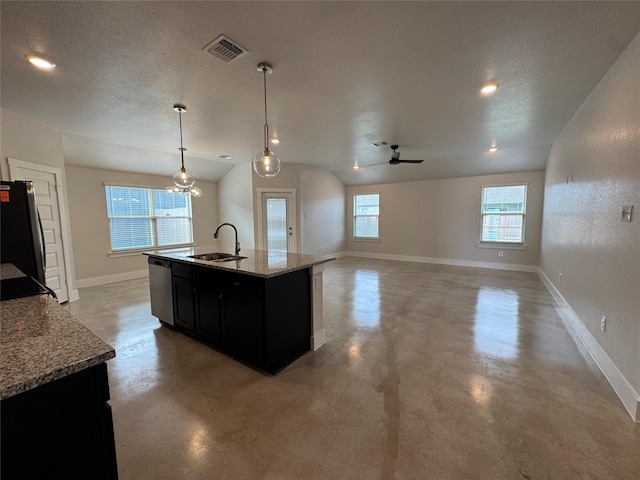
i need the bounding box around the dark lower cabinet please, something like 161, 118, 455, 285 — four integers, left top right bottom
1, 362, 118, 480
224, 289, 264, 366
173, 274, 195, 330
194, 282, 223, 346
163, 259, 312, 374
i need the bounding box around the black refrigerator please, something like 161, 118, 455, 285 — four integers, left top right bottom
1, 180, 49, 300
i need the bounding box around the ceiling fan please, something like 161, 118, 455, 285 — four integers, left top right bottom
357, 144, 424, 168
388, 145, 423, 165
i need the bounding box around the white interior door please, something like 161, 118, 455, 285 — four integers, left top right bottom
258, 189, 297, 255
9, 160, 69, 303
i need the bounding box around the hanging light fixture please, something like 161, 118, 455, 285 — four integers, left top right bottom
253, 62, 281, 178
167, 104, 202, 197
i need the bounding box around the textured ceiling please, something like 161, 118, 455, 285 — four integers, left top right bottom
2, 1, 639, 186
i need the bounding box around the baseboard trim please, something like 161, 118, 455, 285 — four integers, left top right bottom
343, 251, 539, 273
539, 269, 640, 422
311, 329, 326, 351
76, 269, 148, 289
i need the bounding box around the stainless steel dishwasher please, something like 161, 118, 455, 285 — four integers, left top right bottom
148, 257, 174, 326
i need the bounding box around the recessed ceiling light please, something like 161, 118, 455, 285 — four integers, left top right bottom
25, 54, 56, 70
481, 82, 499, 94
217, 154, 234, 160
489, 146, 499, 152
270, 138, 280, 144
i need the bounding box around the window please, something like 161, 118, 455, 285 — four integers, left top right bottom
353, 193, 380, 239
480, 184, 527, 244
105, 185, 193, 251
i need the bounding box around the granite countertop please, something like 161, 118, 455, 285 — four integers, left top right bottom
1, 263, 27, 280
145, 246, 334, 278
0, 294, 116, 400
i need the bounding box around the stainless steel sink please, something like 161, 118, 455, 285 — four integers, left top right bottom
189, 252, 246, 262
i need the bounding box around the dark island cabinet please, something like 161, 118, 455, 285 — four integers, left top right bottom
1, 363, 118, 480
224, 289, 265, 366
173, 274, 195, 330
172, 264, 224, 346
166, 260, 311, 374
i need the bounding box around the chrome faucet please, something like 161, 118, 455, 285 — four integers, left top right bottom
213, 223, 241, 256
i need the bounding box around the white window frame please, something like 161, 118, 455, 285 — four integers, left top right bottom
105, 184, 195, 256
479, 183, 527, 248
353, 193, 380, 241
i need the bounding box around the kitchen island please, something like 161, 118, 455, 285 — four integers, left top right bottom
145, 247, 333, 374
0, 280, 118, 479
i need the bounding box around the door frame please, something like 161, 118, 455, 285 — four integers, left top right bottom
8, 158, 78, 302
255, 188, 298, 254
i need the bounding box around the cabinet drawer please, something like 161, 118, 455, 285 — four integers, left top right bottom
221, 272, 264, 297
172, 262, 192, 279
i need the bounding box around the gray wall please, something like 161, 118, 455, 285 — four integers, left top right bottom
248, 163, 345, 255
0, 109, 79, 294
66, 166, 218, 282
0, 110, 65, 176
300, 165, 345, 256
345, 170, 545, 267
252, 164, 302, 252
540, 32, 640, 396
218, 163, 255, 251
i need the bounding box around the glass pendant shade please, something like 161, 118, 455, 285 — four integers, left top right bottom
254, 63, 281, 179
173, 166, 196, 188
165, 104, 201, 198
253, 149, 281, 178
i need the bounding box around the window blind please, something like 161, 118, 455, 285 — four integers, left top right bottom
481, 185, 527, 243
353, 193, 380, 238
105, 186, 193, 251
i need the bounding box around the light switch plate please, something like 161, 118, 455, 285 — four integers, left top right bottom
621, 205, 633, 222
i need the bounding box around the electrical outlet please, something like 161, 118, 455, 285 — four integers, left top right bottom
600, 316, 607, 332
498, 251, 504, 257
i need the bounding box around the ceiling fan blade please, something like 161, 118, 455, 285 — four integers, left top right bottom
397, 159, 424, 164
357, 161, 388, 168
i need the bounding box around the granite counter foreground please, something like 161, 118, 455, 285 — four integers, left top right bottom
0, 294, 116, 399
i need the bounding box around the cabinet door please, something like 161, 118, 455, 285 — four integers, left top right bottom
173, 276, 195, 330
194, 284, 222, 345
223, 290, 264, 367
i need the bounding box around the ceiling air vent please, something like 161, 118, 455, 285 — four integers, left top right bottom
202, 35, 248, 64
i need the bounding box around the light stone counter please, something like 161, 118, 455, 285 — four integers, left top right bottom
1, 263, 27, 280
145, 247, 333, 350
0, 294, 115, 399
144, 247, 334, 278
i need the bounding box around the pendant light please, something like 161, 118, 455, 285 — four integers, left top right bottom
253, 63, 281, 178
167, 104, 202, 197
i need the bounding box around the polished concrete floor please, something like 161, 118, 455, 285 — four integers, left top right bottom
67, 257, 640, 480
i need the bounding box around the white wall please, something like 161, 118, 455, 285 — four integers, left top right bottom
0, 110, 65, 177
218, 163, 255, 251
0, 109, 79, 297
345, 171, 545, 268
540, 32, 640, 419
66, 166, 218, 282
300, 165, 345, 255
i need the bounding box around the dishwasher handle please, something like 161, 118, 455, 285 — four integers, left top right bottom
149, 258, 171, 268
